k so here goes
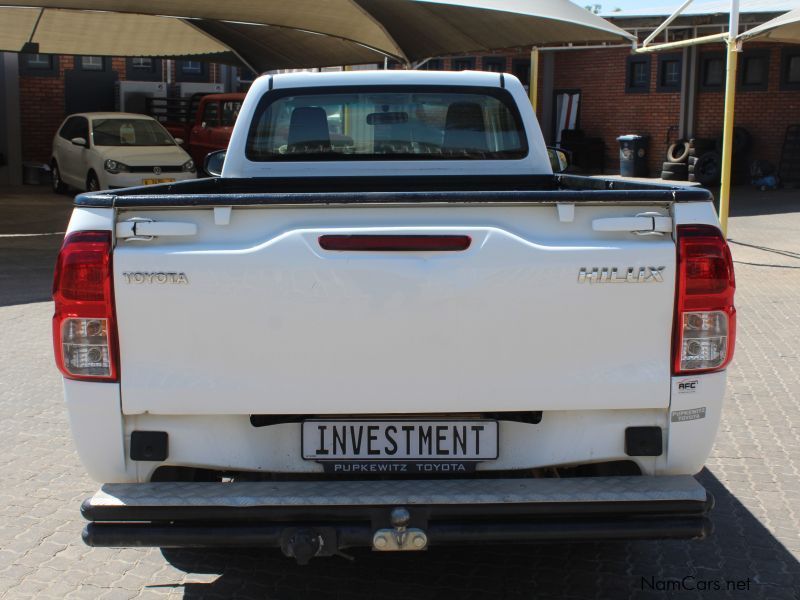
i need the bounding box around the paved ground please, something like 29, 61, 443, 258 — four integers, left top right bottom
0, 185, 798, 599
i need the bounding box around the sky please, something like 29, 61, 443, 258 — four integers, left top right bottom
575, 0, 673, 13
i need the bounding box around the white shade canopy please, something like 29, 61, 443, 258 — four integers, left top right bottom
0, 0, 636, 71
739, 7, 800, 44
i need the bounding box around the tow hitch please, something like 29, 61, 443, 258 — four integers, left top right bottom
372, 507, 428, 552
280, 507, 428, 564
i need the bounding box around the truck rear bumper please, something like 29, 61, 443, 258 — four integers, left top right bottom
82, 476, 712, 556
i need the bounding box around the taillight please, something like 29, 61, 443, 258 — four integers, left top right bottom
673, 225, 736, 374
52, 231, 118, 381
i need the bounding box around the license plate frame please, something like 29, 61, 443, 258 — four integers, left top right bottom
141, 178, 176, 185
301, 419, 499, 462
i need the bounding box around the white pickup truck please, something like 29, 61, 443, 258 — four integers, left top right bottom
55, 70, 735, 563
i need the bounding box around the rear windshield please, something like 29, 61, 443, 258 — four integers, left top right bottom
246, 86, 527, 161
92, 119, 175, 147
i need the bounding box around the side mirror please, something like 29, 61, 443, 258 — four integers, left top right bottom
71, 137, 88, 148
547, 147, 570, 173
204, 149, 226, 177
174, 137, 184, 145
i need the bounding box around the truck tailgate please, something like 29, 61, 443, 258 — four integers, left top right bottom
113, 204, 676, 415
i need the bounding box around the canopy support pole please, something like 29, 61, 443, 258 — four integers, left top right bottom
529, 47, 539, 114
718, 0, 740, 237
642, 0, 693, 47
634, 32, 726, 53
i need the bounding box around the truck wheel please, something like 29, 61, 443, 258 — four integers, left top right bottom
666, 140, 690, 163
694, 152, 722, 185
51, 161, 68, 194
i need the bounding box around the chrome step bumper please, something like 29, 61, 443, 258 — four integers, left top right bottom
81, 476, 713, 553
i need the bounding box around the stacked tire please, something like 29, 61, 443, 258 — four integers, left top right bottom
687, 138, 716, 184
660, 132, 749, 186
661, 139, 693, 181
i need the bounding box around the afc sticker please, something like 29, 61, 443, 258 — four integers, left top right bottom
677, 378, 699, 393
671, 407, 707, 422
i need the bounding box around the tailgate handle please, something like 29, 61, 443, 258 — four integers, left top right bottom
319, 235, 471, 252
592, 214, 672, 234
116, 219, 198, 240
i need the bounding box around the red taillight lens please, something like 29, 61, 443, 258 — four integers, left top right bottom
673, 225, 736, 374
52, 231, 118, 381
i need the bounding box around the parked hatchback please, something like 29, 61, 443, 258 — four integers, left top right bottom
51, 112, 196, 193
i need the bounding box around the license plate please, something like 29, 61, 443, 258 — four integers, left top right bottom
142, 178, 176, 185
302, 420, 498, 461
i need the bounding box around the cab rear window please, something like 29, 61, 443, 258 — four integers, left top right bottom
246, 86, 527, 161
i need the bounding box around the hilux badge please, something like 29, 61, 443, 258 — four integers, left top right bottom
578, 266, 665, 283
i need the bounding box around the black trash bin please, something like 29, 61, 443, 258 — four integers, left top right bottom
617, 135, 649, 177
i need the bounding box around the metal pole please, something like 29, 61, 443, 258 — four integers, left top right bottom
642, 0, 694, 47
718, 0, 740, 237
529, 47, 539, 113
634, 32, 727, 53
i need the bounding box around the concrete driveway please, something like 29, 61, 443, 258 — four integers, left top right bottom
0, 185, 798, 599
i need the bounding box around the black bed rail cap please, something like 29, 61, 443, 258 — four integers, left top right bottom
74, 175, 713, 209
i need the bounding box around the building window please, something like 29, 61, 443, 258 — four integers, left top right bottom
78, 56, 106, 71
176, 60, 208, 82
421, 59, 443, 71
700, 53, 724, 91
181, 61, 202, 74
238, 67, 257, 82
626, 55, 651, 93
657, 53, 682, 92
481, 57, 506, 73
131, 57, 154, 71
738, 49, 769, 91
18, 53, 59, 77
28, 54, 53, 69
511, 59, 531, 88
126, 57, 162, 81
780, 48, 800, 91
451, 57, 475, 71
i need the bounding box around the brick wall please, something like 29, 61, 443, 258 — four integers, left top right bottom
19, 56, 223, 163
549, 43, 799, 177
552, 47, 682, 176
19, 56, 69, 165
695, 43, 799, 172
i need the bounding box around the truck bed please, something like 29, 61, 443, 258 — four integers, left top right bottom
75, 174, 712, 208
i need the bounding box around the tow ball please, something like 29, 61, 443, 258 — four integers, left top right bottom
372, 507, 428, 551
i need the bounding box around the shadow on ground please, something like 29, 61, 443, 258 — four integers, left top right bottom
0, 186, 73, 306
0, 235, 63, 306
708, 186, 800, 218
154, 470, 800, 600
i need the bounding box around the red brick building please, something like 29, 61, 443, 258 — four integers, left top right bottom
15, 55, 227, 165
422, 6, 798, 178
1, 4, 798, 185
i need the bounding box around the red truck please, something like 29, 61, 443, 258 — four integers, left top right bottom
146, 93, 245, 173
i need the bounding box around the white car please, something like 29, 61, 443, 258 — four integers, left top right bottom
50, 112, 196, 193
